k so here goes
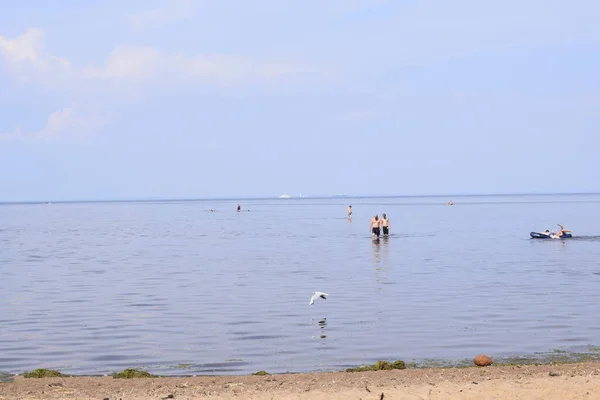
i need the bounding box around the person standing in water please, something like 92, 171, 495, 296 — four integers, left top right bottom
347, 205, 352, 218
381, 213, 390, 236
237, 204, 241, 212
369, 214, 381, 238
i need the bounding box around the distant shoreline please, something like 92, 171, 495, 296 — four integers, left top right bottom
1, 192, 599, 206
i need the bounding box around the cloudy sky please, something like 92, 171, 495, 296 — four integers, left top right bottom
1, 0, 599, 201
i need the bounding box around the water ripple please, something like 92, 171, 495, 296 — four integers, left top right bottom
1, 196, 600, 375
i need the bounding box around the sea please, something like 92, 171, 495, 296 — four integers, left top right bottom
1, 193, 599, 376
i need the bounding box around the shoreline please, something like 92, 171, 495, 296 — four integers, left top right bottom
2, 361, 600, 400
5, 347, 599, 378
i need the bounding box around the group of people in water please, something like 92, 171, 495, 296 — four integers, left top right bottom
349, 206, 570, 241
370, 213, 391, 238
231, 203, 569, 241
347, 205, 391, 239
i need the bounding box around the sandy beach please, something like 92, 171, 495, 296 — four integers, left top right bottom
1, 362, 599, 400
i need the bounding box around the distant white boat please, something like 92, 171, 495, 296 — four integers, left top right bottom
279, 193, 292, 199
331, 193, 348, 198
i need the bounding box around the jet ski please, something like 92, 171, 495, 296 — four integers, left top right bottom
530, 231, 573, 239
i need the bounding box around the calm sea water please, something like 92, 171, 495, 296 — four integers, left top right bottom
1, 194, 600, 376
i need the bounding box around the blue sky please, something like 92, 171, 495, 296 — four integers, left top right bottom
1, 0, 599, 201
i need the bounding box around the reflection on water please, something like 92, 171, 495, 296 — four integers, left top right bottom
1, 194, 600, 376
371, 236, 390, 269
371, 238, 381, 263
311, 318, 328, 339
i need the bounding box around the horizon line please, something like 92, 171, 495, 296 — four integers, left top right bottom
1, 191, 599, 205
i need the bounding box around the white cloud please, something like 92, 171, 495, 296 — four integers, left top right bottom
0, 127, 23, 141
0, 27, 321, 141
0, 28, 72, 87
82, 46, 162, 82
0, 27, 43, 62
81, 46, 312, 88
0, 103, 108, 143
1, 28, 319, 90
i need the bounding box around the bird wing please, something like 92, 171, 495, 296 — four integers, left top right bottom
310, 292, 329, 305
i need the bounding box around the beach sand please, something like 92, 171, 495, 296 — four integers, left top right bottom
1, 362, 599, 400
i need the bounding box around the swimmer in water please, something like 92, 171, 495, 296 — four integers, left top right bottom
551, 224, 571, 239
347, 205, 352, 218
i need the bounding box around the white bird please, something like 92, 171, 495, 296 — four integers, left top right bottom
309, 292, 329, 305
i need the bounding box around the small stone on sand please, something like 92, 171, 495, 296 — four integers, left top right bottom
473, 354, 492, 367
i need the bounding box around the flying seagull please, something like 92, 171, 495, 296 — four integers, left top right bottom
309, 292, 329, 305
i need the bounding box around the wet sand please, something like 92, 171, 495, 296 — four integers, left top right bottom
1, 362, 599, 400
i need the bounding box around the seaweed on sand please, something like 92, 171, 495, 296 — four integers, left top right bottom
252, 370, 271, 376
112, 368, 157, 379
346, 360, 406, 372
23, 369, 65, 378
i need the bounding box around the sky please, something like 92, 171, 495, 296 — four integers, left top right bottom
1, 0, 599, 202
